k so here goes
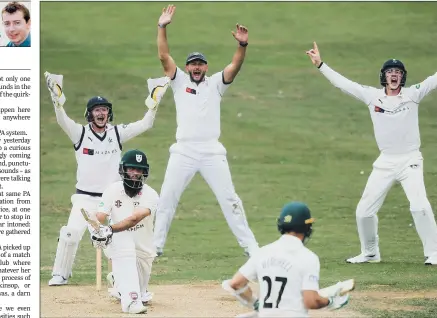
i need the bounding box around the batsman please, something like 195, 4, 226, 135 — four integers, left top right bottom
222, 202, 351, 318
306, 42, 437, 265
86, 149, 159, 314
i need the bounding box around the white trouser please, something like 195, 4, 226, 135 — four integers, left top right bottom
356, 150, 437, 257
104, 231, 155, 312
51, 193, 101, 278
153, 143, 259, 253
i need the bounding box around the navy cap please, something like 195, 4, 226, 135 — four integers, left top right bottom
186, 52, 207, 65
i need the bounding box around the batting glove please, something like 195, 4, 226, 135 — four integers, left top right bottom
88, 224, 113, 249
44, 71, 66, 108
327, 287, 350, 310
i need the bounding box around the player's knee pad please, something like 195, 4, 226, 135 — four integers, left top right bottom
52, 226, 80, 279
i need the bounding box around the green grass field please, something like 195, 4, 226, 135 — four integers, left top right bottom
41, 2, 437, 317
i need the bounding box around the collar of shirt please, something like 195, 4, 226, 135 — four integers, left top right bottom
378, 87, 405, 99
278, 234, 304, 248
7, 33, 31, 47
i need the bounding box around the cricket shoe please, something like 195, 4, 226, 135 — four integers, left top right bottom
141, 291, 153, 305
48, 275, 68, 286
346, 253, 381, 264
125, 300, 147, 314
244, 245, 260, 258
425, 253, 437, 265
156, 247, 164, 257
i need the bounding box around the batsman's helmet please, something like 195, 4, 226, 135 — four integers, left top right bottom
118, 149, 149, 190
379, 59, 407, 87
277, 202, 315, 244
84, 96, 113, 122
186, 52, 208, 65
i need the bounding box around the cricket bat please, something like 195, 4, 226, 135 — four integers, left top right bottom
80, 208, 100, 230
318, 279, 355, 298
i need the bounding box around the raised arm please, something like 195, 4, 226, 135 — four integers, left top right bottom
44, 72, 83, 144
222, 24, 249, 84
157, 5, 177, 79
306, 42, 373, 105
411, 72, 437, 103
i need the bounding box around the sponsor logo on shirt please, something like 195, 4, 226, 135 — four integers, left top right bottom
185, 87, 197, 95
128, 223, 145, 232
83, 148, 119, 155
308, 275, 319, 282
83, 148, 94, 155
374, 105, 410, 115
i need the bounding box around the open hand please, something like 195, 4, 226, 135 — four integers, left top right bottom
158, 4, 176, 27
232, 24, 248, 43
306, 41, 322, 67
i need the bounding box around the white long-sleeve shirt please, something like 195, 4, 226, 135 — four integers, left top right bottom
319, 63, 437, 155
55, 106, 157, 194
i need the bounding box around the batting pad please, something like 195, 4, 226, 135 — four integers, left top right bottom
318, 279, 355, 298
52, 226, 80, 279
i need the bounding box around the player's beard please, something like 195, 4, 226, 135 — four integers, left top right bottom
189, 71, 206, 85
123, 183, 142, 198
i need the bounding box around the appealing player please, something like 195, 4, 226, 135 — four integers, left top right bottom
44, 71, 168, 286
87, 149, 158, 314
306, 42, 437, 265
222, 202, 351, 317
152, 4, 259, 257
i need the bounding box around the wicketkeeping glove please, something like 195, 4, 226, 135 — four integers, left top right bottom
44, 71, 66, 108
145, 77, 169, 110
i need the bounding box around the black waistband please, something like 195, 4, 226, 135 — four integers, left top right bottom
76, 189, 103, 197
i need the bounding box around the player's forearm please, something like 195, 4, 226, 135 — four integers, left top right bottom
111, 216, 139, 233
223, 46, 247, 83
54, 107, 83, 144
318, 63, 368, 104
111, 209, 151, 233
157, 26, 170, 60
231, 45, 247, 72
119, 110, 156, 143
304, 294, 330, 309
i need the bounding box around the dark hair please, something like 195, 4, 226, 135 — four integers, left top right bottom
2, 2, 30, 23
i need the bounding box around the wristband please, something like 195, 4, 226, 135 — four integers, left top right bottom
317, 61, 324, 69
239, 42, 248, 47
158, 23, 166, 28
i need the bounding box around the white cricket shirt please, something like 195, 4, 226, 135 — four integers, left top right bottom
239, 235, 320, 317
319, 63, 437, 155
98, 181, 159, 256
54, 106, 157, 194
170, 67, 230, 144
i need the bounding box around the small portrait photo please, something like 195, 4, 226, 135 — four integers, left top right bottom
0, 1, 31, 47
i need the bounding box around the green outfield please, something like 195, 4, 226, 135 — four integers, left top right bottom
40, 2, 437, 317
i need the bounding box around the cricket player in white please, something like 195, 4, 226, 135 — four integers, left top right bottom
153, 4, 259, 257
222, 202, 350, 318
44, 72, 169, 286
88, 149, 158, 314
306, 42, 437, 265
